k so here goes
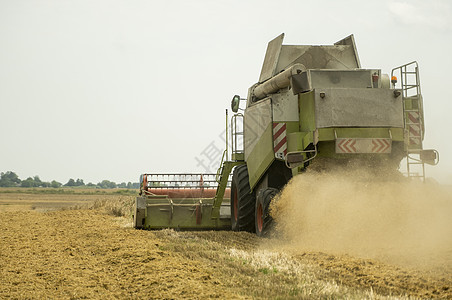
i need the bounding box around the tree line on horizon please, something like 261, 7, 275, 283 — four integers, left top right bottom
0, 171, 139, 189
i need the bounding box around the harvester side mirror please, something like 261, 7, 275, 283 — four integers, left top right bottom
420, 149, 439, 166
285, 152, 304, 169
231, 95, 240, 113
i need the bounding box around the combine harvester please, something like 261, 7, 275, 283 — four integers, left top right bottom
134, 34, 439, 235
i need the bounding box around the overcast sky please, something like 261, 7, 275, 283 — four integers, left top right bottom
1, 0, 451, 184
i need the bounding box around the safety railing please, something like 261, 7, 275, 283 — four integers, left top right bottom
231, 113, 244, 156
392, 61, 426, 181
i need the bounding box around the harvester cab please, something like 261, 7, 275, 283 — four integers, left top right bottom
134, 34, 439, 235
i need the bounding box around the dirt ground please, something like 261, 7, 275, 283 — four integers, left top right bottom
0, 191, 451, 299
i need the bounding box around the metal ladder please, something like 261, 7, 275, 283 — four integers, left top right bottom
212, 111, 244, 219
392, 61, 425, 181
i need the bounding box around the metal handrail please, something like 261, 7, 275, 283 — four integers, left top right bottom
215, 150, 227, 183
231, 113, 244, 156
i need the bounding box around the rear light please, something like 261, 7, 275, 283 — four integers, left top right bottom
391, 76, 397, 84
391, 76, 397, 88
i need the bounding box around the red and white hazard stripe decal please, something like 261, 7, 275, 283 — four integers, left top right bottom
407, 111, 420, 124
273, 122, 287, 159
336, 138, 392, 154
337, 139, 357, 153
407, 112, 421, 145
371, 139, 391, 153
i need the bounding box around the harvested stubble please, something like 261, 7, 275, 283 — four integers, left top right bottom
0, 191, 451, 299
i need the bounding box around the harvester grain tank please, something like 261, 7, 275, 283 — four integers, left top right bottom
134, 34, 438, 235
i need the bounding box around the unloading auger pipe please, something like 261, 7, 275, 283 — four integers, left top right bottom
252, 63, 306, 100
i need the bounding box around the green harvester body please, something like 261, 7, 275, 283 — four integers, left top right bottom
134, 34, 438, 231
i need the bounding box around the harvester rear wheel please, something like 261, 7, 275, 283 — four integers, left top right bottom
231, 165, 255, 232
255, 188, 278, 237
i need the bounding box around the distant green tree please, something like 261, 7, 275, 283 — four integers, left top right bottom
86, 182, 96, 187
41, 181, 51, 188
33, 176, 42, 185
20, 177, 36, 187
75, 179, 85, 186
64, 178, 76, 187
30, 176, 49, 187
0, 171, 21, 187
97, 180, 116, 189
118, 182, 127, 188
50, 180, 62, 188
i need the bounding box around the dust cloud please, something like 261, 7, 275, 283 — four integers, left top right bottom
271, 163, 452, 271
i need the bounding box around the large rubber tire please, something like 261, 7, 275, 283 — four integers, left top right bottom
255, 188, 278, 237
231, 165, 255, 232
